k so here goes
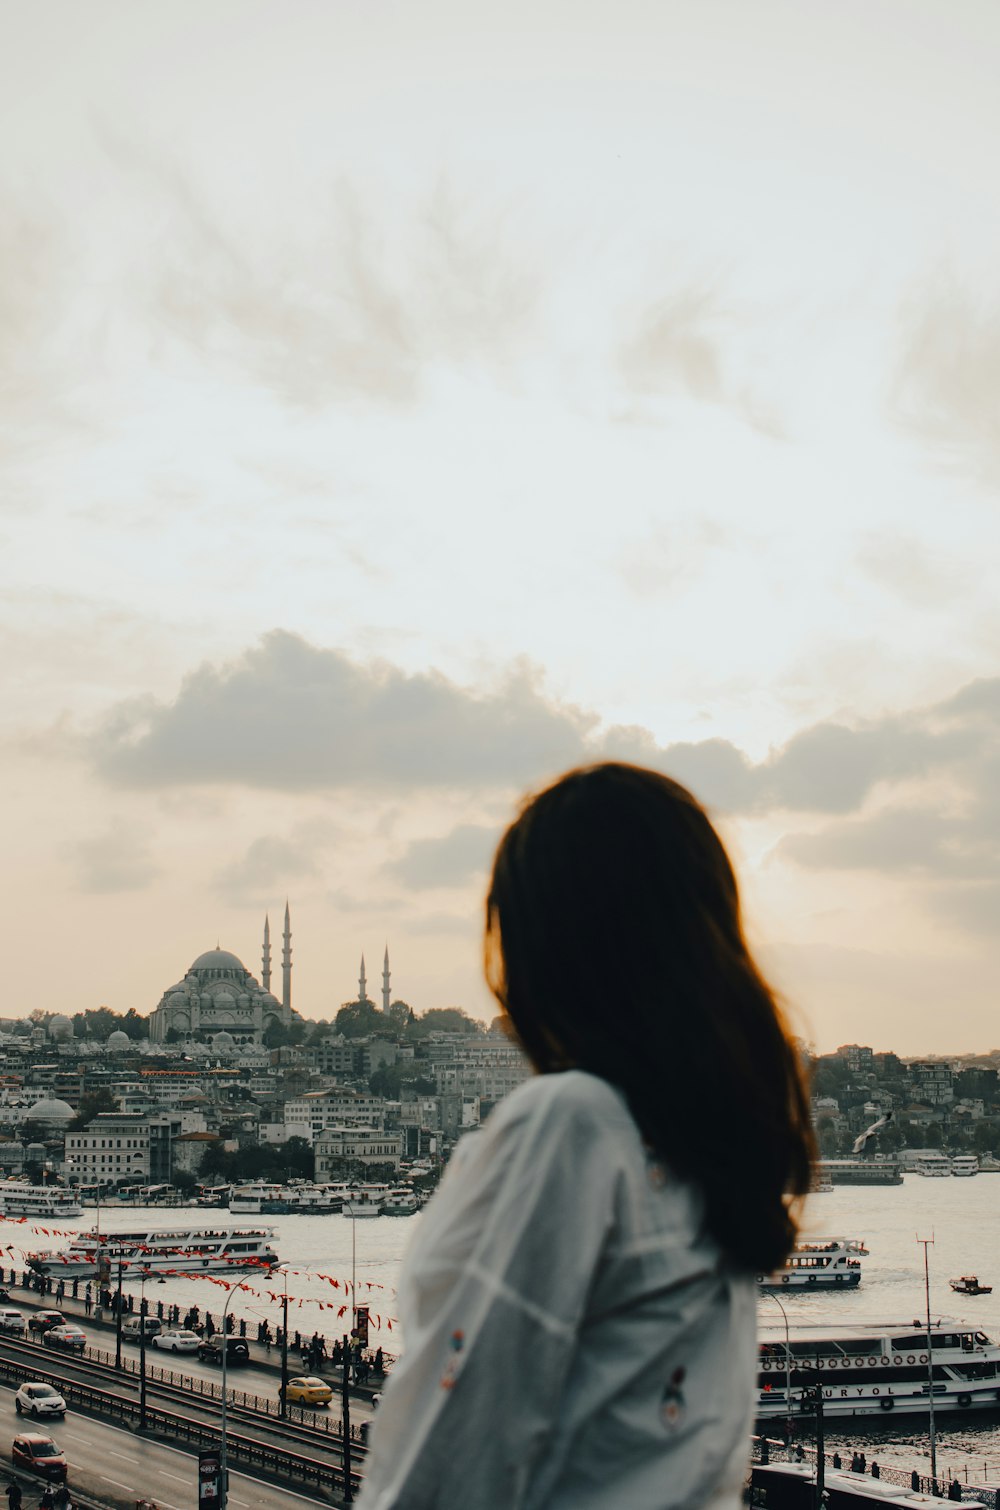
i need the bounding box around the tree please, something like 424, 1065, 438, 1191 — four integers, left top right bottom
122, 1008, 149, 1041
172, 1169, 198, 1194
69, 1090, 118, 1131
72, 1007, 125, 1042
335, 1001, 385, 1039
406, 1007, 485, 1040
262, 1014, 305, 1050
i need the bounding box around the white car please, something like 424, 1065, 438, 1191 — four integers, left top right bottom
150, 1329, 201, 1353
15, 1383, 67, 1419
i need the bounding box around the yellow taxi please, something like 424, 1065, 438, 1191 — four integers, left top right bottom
285, 1376, 333, 1406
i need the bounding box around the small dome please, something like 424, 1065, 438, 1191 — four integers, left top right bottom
169, 990, 188, 1005
215, 990, 235, 1004
212, 1031, 236, 1050
107, 1030, 131, 1050
27, 1098, 75, 1123
48, 1015, 74, 1041
190, 948, 247, 974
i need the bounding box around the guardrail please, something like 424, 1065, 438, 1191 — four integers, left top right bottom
2, 1331, 371, 1447
752, 1437, 999, 1505
0, 1350, 362, 1498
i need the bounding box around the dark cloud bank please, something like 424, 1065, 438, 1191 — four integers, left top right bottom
85, 631, 1000, 928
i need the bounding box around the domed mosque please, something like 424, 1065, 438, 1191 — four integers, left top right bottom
148, 904, 297, 1046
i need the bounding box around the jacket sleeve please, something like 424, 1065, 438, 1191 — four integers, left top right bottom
355, 1077, 626, 1510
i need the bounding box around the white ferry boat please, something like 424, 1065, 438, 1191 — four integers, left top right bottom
757, 1238, 867, 1291
916, 1154, 952, 1177
228, 1183, 291, 1215
0, 1183, 83, 1219
382, 1189, 419, 1216
951, 1155, 979, 1177
26, 1226, 279, 1278
757, 1320, 1000, 1419
341, 1187, 384, 1218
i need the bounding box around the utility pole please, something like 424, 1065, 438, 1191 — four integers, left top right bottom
341, 1336, 353, 1504
280, 1282, 289, 1421
918, 1234, 938, 1485
813, 1383, 825, 1510
115, 1260, 123, 1370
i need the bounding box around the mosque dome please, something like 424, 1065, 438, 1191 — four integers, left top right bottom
27, 1098, 75, 1124
107, 1030, 131, 1051
190, 949, 247, 976
212, 1031, 236, 1051
48, 1015, 74, 1042
169, 991, 188, 1005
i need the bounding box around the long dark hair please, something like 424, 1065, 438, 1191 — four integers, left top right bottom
485, 761, 814, 1274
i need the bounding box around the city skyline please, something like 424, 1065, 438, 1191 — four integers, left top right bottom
3, 1, 1000, 1052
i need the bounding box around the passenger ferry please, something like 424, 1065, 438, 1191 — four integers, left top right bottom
757, 1239, 866, 1291
382, 1189, 419, 1216
757, 1321, 1000, 1420
228, 1183, 291, 1215
816, 1159, 903, 1187
0, 1183, 83, 1219
341, 1187, 384, 1218
916, 1154, 952, 1177
26, 1226, 279, 1277
951, 1155, 980, 1177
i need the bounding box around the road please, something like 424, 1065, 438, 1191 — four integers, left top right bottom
1, 1386, 335, 1510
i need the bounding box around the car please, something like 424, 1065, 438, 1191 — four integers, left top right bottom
121, 1316, 162, 1342
15, 1383, 67, 1419
0, 1307, 27, 1336
284, 1376, 333, 1406
11, 1432, 68, 1480
150, 1329, 200, 1354
42, 1325, 87, 1354
27, 1311, 65, 1335
197, 1337, 250, 1367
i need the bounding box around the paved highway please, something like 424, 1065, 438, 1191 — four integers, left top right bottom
1, 1381, 335, 1510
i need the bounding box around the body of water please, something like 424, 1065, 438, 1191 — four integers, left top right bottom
4, 1175, 1000, 1480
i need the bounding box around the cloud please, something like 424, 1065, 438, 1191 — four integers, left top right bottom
390, 823, 500, 889
854, 532, 968, 610
95, 129, 544, 410
88, 631, 600, 793
67, 822, 160, 894
892, 277, 1000, 484
213, 822, 341, 905
619, 285, 727, 402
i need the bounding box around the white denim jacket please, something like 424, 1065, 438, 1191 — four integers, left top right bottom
357, 1069, 756, 1510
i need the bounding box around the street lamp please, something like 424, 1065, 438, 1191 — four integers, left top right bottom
219, 1277, 249, 1510
340, 1203, 359, 1509
138, 1267, 151, 1431
275, 1266, 290, 1421
918, 1234, 938, 1485
761, 1291, 793, 1446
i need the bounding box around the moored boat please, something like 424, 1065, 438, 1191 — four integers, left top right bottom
757, 1320, 1000, 1420
0, 1183, 83, 1219
26, 1226, 279, 1278
950, 1275, 992, 1296
757, 1239, 867, 1291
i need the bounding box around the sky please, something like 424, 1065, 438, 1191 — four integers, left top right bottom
2, 0, 999, 1053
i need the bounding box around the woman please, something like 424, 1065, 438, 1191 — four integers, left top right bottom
359, 762, 813, 1509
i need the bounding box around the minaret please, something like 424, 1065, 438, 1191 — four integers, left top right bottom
282, 901, 292, 1013
262, 915, 272, 993
382, 945, 391, 1014
359, 953, 369, 1003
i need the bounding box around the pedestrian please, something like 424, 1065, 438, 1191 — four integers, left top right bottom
83, 1286, 92, 1317
949, 1482, 962, 1503
6, 1480, 23, 1510
355, 762, 814, 1510
204, 1314, 215, 1339
38, 1486, 54, 1510
373, 1347, 383, 1376
239, 1318, 246, 1338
